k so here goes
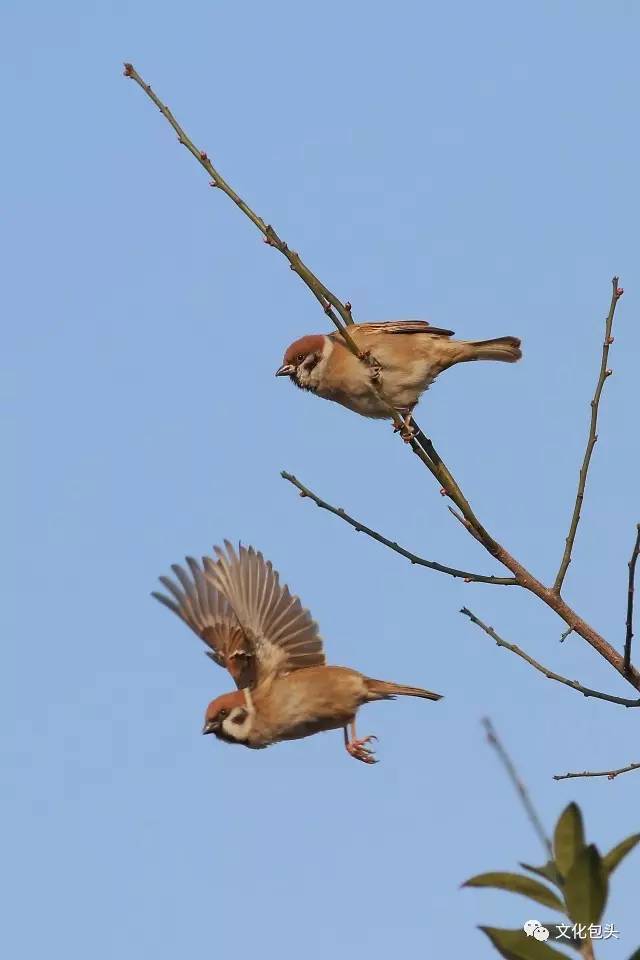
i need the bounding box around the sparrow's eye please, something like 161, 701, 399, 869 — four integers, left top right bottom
296, 354, 305, 364
217, 709, 228, 720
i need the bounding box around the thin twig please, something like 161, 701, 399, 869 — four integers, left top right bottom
125, 68, 640, 692
461, 608, 640, 707
553, 278, 624, 594
624, 524, 640, 674
447, 505, 485, 545
481, 717, 552, 857
123, 64, 357, 342
282, 472, 518, 585
553, 762, 640, 782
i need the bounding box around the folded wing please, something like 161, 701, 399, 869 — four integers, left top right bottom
349, 320, 455, 338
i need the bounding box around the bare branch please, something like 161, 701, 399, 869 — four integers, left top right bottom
461, 608, 640, 708
553, 278, 624, 593
281, 471, 518, 585
553, 761, 640, 782
122, 64, 512, 539
123, 65, 453, 477
482, 717, 552, 857
624, 524, 640, 674
125, 70, 640, 693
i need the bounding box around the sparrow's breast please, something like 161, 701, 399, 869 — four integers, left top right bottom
251, 666, 368, 745
315, 348, 390, 418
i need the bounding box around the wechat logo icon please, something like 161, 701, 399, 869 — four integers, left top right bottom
524, 920, 549, 942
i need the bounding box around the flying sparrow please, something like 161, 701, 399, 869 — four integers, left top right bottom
275, 320, 521, 432
153, 541, 442, 764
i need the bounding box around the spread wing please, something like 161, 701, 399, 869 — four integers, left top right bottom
152, 556, 257, 688
343, 320, 455, 339
203, 541, 326, 686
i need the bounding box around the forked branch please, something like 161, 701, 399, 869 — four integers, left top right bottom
553, 279, 624, 593
125, 66, 640, 697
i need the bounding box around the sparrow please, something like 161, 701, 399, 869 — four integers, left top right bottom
153, 541, 442, 764
275, 320, 521, 430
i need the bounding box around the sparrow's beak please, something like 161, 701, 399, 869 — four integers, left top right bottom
275, 364, 295, 377
202, 720, 219, 735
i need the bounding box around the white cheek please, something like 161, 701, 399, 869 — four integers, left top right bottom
222, 715, 253, 740
299, 341, 332, 389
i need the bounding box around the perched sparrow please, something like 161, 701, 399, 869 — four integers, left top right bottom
276, 320, 521, 428
153, 541, 442, 764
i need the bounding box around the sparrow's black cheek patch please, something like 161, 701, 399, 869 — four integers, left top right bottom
303, 354, 321, 373
231, 709, 249, 725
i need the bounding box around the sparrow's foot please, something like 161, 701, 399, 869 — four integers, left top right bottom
345, 735, 378, 764
360, 350, 383, 382
393, 414, 416, 443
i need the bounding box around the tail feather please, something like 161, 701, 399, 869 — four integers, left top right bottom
365, 678, 442, 702
465, 335, 522, 363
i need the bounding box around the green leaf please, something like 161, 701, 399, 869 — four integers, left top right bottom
564, 844, 608, 927
521, 861, 564, 888
480, 927, 573, 959
603, 832, 640, 876
553, 803, 585, 878
462, 872, 564, 911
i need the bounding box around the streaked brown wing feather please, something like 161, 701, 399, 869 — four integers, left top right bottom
343, 320, 455, 338
203, 541, 326, 685
152, 556, 256, 688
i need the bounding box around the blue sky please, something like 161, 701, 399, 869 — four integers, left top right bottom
3, 1, 639, 957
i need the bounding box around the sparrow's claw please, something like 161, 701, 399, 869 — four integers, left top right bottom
359, 350, 383, 382
370, 364, 383, 383
346, 735, 378, 764
393, 417, 416, 443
